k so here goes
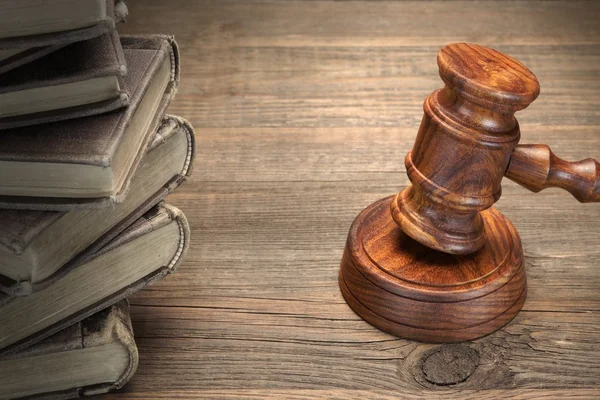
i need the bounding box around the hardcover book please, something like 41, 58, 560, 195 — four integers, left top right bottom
0, 202, 189, 354
0, 300, 138, 399
0, 0, 127, 50
0, 30, 128, 122
0, 115, 194, 298
0, 0, 128, 75
0, 35, 180, 209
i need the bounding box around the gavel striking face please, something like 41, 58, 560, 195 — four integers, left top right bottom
392, 43, 600, 254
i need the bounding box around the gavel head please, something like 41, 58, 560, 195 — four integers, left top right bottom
391, 43, 540, 254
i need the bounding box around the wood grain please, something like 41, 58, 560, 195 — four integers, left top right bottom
393, 42, 541, 254
507, 144, 600, 202
340, 196, 526, 342
109, 1, 600, 398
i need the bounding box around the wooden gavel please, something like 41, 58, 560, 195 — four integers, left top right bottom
391, 43, 600, 254
339, 43, 599, 343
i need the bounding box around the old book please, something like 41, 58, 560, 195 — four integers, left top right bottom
0, 300, 138, 399
0, 0, 128, 75
0, 35, 180, 208
0, 30, 128, 121
0, 0, 127, 49
0, 115, 194, 298
0, 202, 189, 354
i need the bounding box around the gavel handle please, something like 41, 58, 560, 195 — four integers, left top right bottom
505, 144, 600, 203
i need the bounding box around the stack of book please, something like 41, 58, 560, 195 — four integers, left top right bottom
0, 1, 195, 398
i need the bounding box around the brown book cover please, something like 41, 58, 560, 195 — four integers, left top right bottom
0, 115, 194, 299
0, 300, 138, 399
0, 0, 128, 75
0, 202, 190, 354
0, 30, 128, 122
0, 35, 181, 210
0, 0, 127, 50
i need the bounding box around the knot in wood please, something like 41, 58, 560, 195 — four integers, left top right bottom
421, 344, 480, 386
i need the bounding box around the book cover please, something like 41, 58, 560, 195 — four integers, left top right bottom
0, 0, 128, 50
0, 115, 194, 298
0, 0, 128, 75
0, 299, 138, 399
0, 202, 190, 354
0, 35, 181, 210
0, 30, 128, 121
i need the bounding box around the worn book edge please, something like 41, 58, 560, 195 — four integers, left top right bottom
0, 35, 181, 210
1, 300, 138, 399
0, 33, 178, 132
1, 202, 190, 355
0, 115, 195, 298
0, 29, 127, 95
81, 299, 138, 395
0, 1, 128, 76
0, 0, 127, 50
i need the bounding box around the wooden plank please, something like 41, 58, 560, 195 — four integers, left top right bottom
121, 177, 600, 396
182, 126, 600, 182
167, 178, 600, 255
152, 181, 600, 314
166, 46, 600, 128
119, 2, 600, 129
120, 1, 600, 47
104, 1, 600, 398
106, 389, 600, 399
116, 308, 600, 395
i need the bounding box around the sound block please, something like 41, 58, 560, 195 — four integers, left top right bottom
339, 196, 526, 343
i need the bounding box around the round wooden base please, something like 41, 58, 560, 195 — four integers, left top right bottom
339, 196, 526, 343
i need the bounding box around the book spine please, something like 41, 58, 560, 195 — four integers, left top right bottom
80, 299, 139, 396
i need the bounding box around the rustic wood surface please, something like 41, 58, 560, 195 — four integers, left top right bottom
109, 1, 600, 398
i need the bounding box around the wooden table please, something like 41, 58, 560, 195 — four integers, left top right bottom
112, 1, 600, 398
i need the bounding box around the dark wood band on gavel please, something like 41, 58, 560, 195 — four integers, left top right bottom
392, 43, 599, 255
